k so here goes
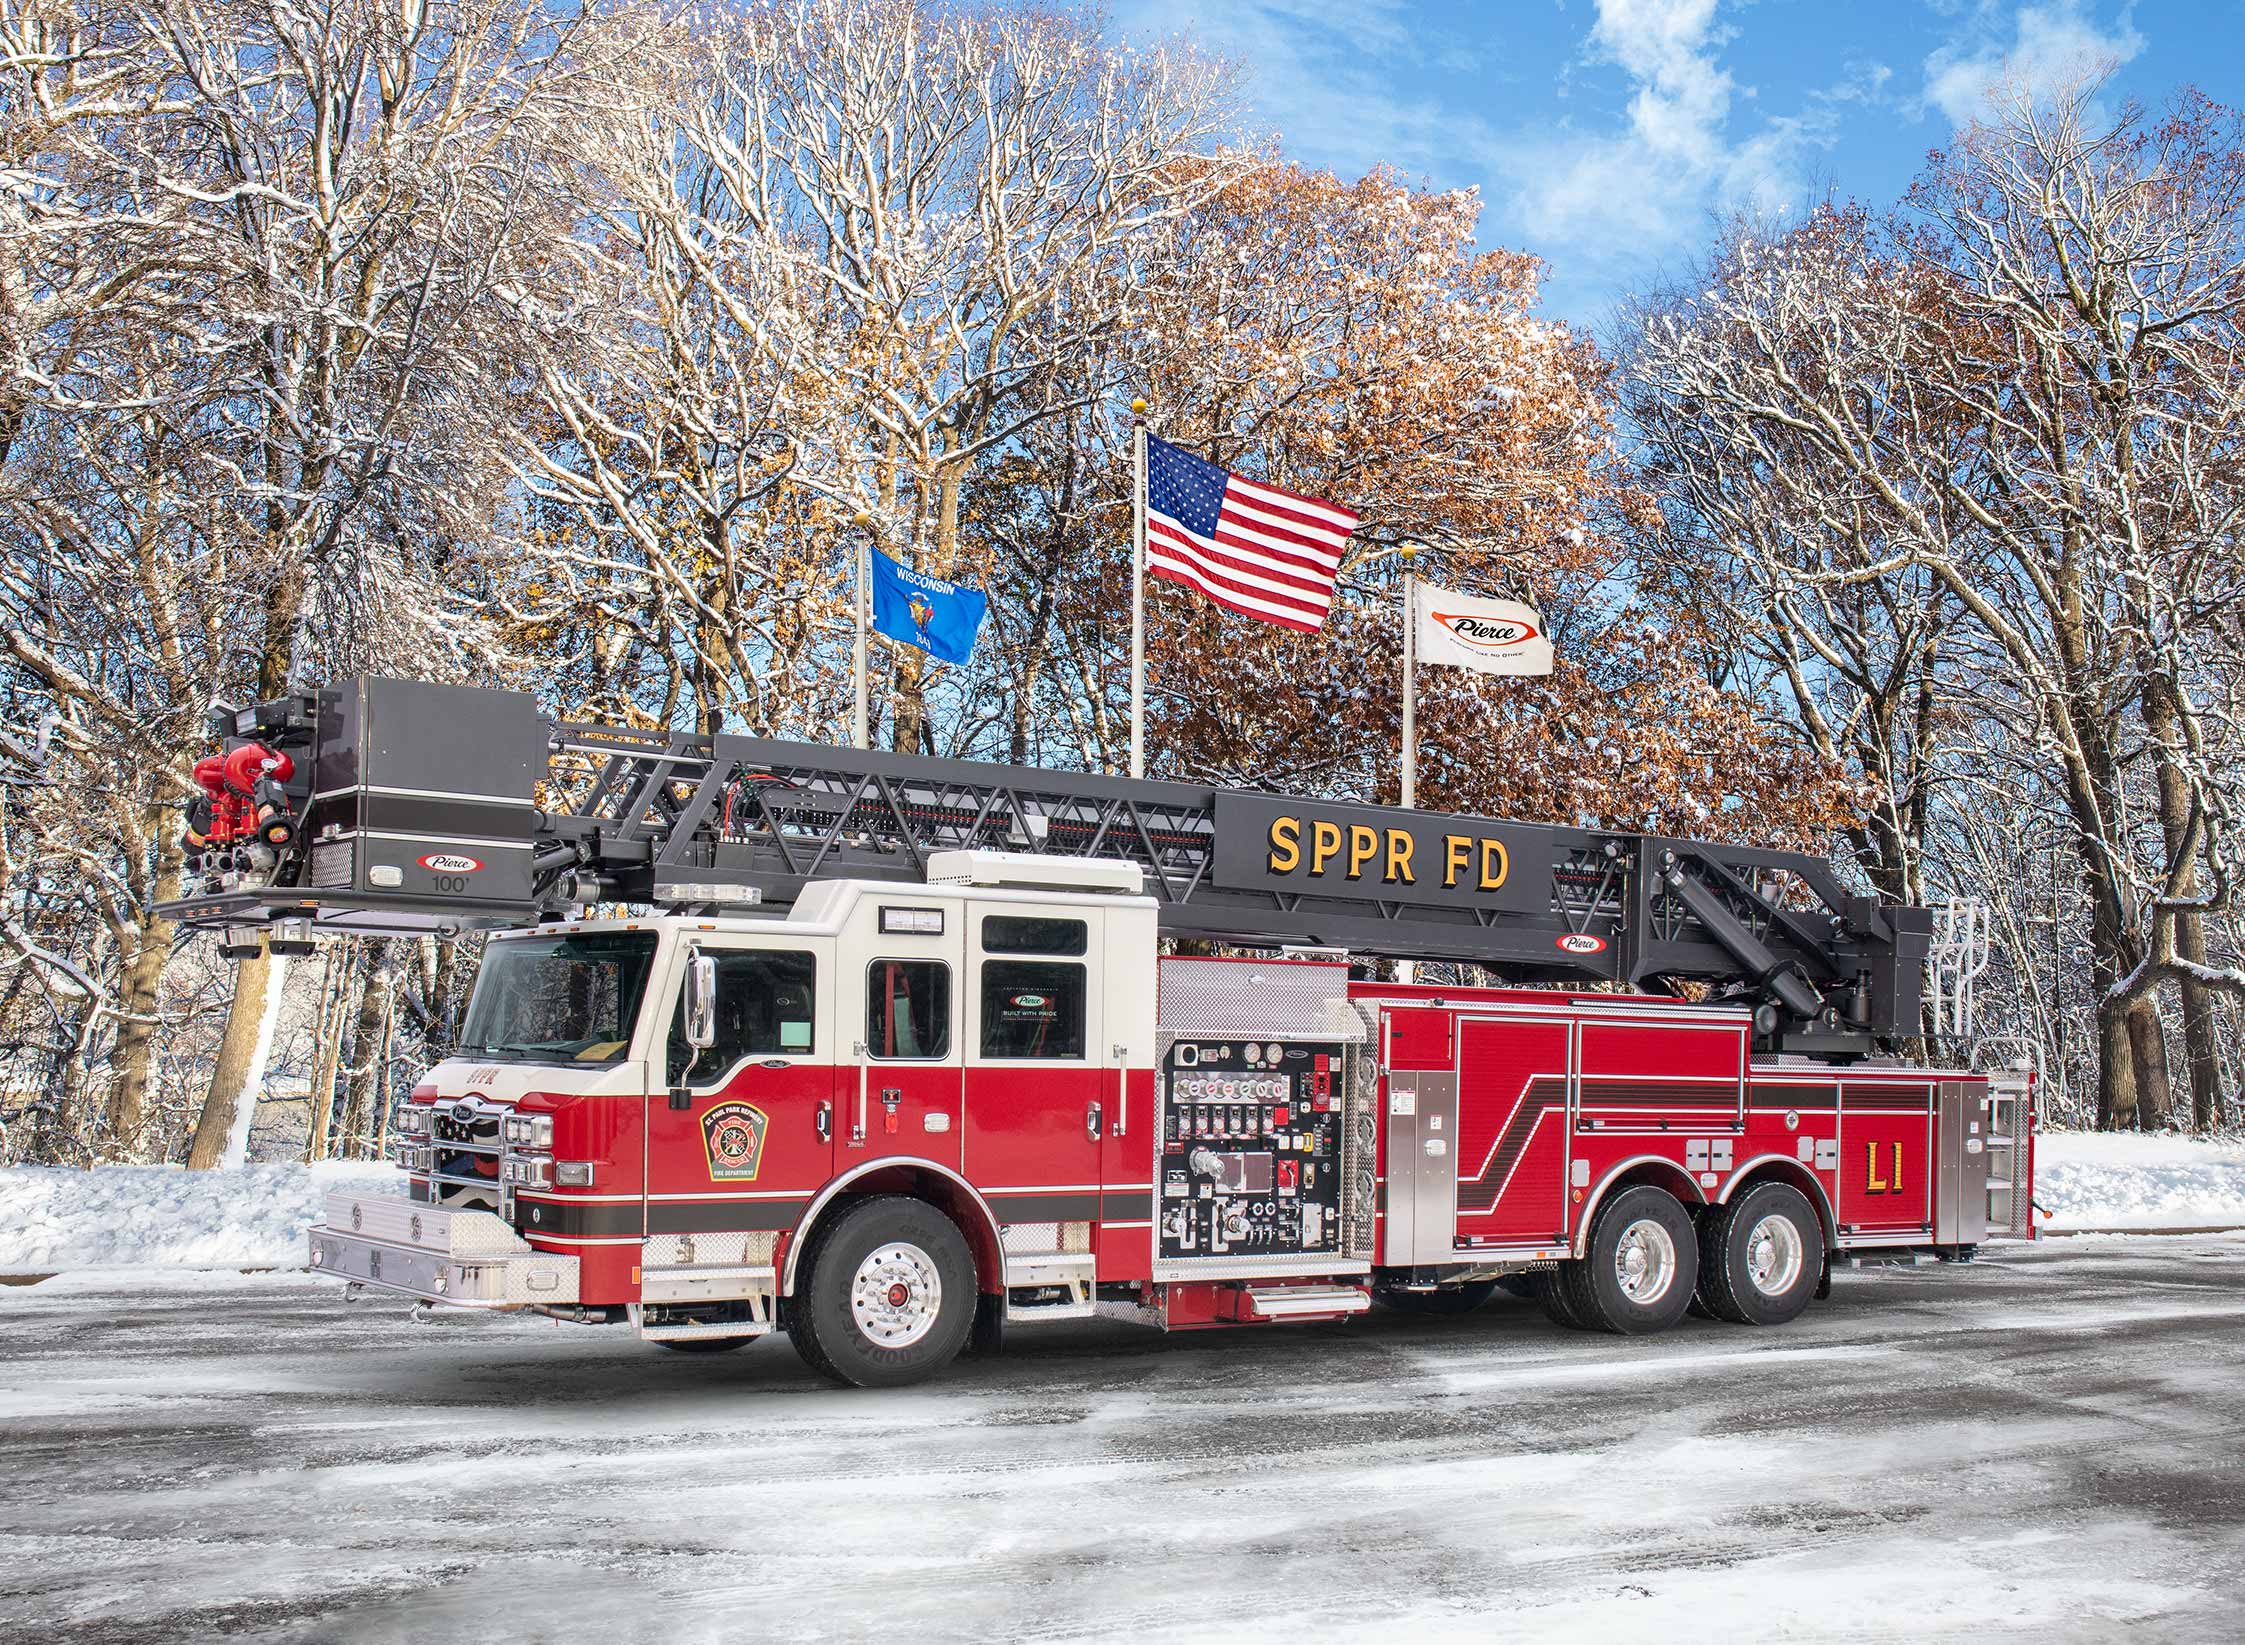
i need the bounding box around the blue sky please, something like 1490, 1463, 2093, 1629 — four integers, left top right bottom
1111, 1, 2240, 333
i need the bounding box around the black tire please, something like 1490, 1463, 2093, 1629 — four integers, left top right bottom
1535, 1267, 1592, 1331
1557, 1185, 1699, 1335
1697, 1181, 1822, 1326
1372, 1279, 1499, 1316
789, 1195, 976, 1388
656, 1334, 757, 1353
965, 1289, 1007, 1358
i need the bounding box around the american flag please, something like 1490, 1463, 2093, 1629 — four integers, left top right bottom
1143, 434, 1357, 632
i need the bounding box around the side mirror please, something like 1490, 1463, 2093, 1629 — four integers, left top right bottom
685, 951, 717, 1050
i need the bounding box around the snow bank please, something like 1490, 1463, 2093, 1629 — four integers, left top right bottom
2035, 1131, 2245, 1231
0, 1161, 399, 1273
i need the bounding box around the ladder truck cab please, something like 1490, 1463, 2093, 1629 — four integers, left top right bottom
164, 678, 2034, 1387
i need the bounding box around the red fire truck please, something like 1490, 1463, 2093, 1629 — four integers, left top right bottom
164, 678, 2032, 1387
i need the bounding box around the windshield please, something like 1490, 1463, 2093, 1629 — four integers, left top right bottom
457, 932, 659, 1064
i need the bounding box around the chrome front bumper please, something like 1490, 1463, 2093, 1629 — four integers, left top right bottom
307, 1192, 579, 1309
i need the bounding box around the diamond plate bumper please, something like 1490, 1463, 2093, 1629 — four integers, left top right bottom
308, 1193, 578, 1308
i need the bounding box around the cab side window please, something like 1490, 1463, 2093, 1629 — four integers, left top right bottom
668, 949, 817, 1084
982, 915, 1088, 956
980, 959, 1087, 1060
867, 960, 951, 1060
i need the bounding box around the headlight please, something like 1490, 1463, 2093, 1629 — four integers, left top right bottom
391, 1104, 428, 1136
505, 1113, 553, 1150
503, 1157, 553, 1188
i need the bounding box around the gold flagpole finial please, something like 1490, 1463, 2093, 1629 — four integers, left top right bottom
1130, 398, 1148, 417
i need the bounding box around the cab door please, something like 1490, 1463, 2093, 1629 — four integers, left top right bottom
642, 938, 834, 1243
847, 904, 964, 1170
963, 905, 1105, 1231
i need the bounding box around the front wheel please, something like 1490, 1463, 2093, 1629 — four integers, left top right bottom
1698, 1182, 1822, 1326
1554, 1185, 1699, 1335
790, 1196, 976, 1388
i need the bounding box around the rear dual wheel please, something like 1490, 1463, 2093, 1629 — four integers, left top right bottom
1697, 1182, 1822, 1326
1546, 1186, 1699, 1335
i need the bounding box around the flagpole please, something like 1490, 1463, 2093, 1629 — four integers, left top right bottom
1129, 399, 1148, 780
1398, 542, 1420, 987
1400, 542, 1419, 809
850, 510, 871, 750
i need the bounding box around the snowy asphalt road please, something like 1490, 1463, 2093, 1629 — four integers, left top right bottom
4, 1238, 2243, 1644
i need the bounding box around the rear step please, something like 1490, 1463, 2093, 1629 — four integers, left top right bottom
1235, 1284, 1371, 1322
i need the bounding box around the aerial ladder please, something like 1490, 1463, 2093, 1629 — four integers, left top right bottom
164, 677, 1930, 1060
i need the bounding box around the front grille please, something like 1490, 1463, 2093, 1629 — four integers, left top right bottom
433, 1105, 502, 1147
423, 1098, 506, 1212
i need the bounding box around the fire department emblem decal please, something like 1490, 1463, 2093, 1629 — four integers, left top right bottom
701, 1101, 769, 1182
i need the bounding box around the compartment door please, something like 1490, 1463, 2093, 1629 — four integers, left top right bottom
1453, 1016, 1573, 1248
1383, 1067, 1459, 1265
1839, 1078, 1935, 1236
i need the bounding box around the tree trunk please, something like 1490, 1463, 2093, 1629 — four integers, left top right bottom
340, 943, 395, 1158
2126, 999, 2174, 1130
2143, 672, 2226, 1130
106, 914, 175, 1158
107, 804, 184, 1159
186, 946, 289, 1168
303, 942, 350, 1163
2094, 991, 2137, 1130
2179, 914, 2225, 1130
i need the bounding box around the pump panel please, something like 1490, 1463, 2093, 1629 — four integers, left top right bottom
1157, 1037, 1348, 1270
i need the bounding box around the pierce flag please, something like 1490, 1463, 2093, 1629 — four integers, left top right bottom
1412, 582, 1554, 676
868, 549, 987, 667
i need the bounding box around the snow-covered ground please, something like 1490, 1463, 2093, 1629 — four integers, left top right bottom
2034, 1131, 2245, 1231
2, 1237, 2241, 1642
0, 1160, 396, 1273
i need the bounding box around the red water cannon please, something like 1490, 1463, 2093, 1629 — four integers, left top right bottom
224, 741, 298, 848
184, 754, 228, 850
182, 741, 297, 858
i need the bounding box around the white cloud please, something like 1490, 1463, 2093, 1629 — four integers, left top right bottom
1110, 0, 1884, 322
1502, 0, 1862, 269
1921, 2, 2145, 126
1116, 0, 1494, 180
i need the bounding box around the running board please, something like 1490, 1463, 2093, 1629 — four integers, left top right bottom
1836, 1250, 1938, 1269
630, 1300, 775, 1341
1004, 1252, 1096, 1323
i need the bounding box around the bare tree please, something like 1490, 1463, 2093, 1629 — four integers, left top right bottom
1627, 79, 2245, 1126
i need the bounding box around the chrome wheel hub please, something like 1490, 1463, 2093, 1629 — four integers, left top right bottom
1745, 1213, 1805, 1297
1613, 1218, 1677, 1306
850, 1241, 942, 1348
